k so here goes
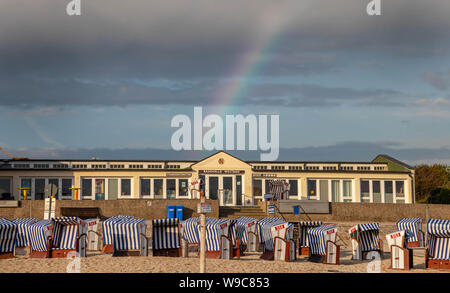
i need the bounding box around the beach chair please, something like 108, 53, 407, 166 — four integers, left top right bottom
51, 217, 88, 258
28, 220, 53, 258
101, 215, 134, 253
396, 218, 424, 248
152, 218, 181, 257
112, 218, 148, 257
229, 217, 258, 256
0, 219, 18, 259
84, 218, 101, 251
349, 223, 382, 261
307, 225, 340, 265
298, 221, 322, 256
385, 230, 413, 270
425, 218, 450, 270
12, 218, 37, 256
257, 217, 294, 260
272, 222, 296, 262
179, 217, 202, 256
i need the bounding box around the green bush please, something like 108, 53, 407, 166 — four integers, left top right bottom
427, 187, 450, 204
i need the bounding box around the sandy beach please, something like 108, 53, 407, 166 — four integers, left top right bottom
0, 222, 447, 273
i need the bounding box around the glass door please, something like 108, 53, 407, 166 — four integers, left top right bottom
222, 176, 234, 206
208, 176, 219, 200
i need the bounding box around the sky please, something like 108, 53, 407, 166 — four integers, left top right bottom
1, 0, 450, 164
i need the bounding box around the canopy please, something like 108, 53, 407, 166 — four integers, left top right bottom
28, 220, 52, 252
349, 223, 380, 252
307, 225, 338, 255
52, 217, 81, 250
427, 218, 450, 260
12, 218, 37, 247
268, 180, 290, 200
257, 217, 292, 250
112, 218, 146, 251
152, 218, 180, 250
180, 217, 230, 251
396, 218, 422, 243
0, 219, 17, 253
229, 217, 257, 245
298, 221, 323, 248
102, 215, 135, 245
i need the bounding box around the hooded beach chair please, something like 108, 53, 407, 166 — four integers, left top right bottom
396, 218, 424, 248
12, 218, 37, 255
152, 218, 181, 257
385, 230, 413, 270
298, 221, 322, 255
51, 217, 88, 258
112, 218, 148, 256
84, 218, 100, 251
349, 223, 382, 260
28, 220, 53, 258
0, 219, 18, 259
257, 217, 294, 261
307, 225, 340, 265
101, 215, 134, 253
267, 180, 290, 200
425, 218, 450, 270
229, 216, 258, 255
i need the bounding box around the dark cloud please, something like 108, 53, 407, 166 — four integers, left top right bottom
421, 71, 450, 90
2, 142, 449, 165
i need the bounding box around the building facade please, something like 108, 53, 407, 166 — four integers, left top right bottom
0, 151, 415, 205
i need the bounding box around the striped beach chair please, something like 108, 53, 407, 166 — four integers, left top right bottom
298, 221, 322, 255
257, 217, 294, 260
307, 225, 340, 264
229, 216, 258, 255
385, 230, 413, 270
12, 218, 37, 255
152, 218, 181, 257
101, 215, 134, 253
0, 219, 18, 259
349, 223, 382, 260
267, 180, 290, 200
425, 218, 450, 270
396, 218, 424, 248
28, 220, 53, 258
51, 217, 87, 258
112, 218, 148, 257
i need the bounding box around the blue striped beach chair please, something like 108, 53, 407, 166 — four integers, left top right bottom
425, 218, 450, 270
51, 217, 87, 258
229, 216, 258, 255
307, 225, 340, 264
349, 223, 382, 260
396, 218, 424, 248
257, 217, 294, 260
28, 220, 53, 258
0, 219, 18, 259
12, 218, 37, 254
112, 218, 147, 256
101, 215, 134, 253
298, 221, 322, 255
152, 218, 181, 257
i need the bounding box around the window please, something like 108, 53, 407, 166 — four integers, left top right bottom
121, 179, 131, 196
48, 178, 59, 199
307, 180, 317, 198
253, 179, 262, 197
289, 180, 298, 196
61, 179, 73, 198
82, 179, 92, 198
35, 179, 45, 200
331, 180, 340, 202
396, 181, 405, 202
384, 181, 393, 203
360, 180, 370, 202
20, 179, 32, 200
0, 178, 12, 200
108, 179, 118, 200
154, 179, 164, 199
372, 181, 381, 203
265, 180, 271, 195
140, 179, 151, 197
178, 179, 189, 196
343, 180, 352, 202
166, 179, 176, 199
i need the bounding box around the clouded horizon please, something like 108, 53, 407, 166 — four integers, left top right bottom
1, 0, 450, 164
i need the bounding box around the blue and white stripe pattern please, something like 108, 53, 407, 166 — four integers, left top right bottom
257, 217, 289, 250
298, 221, 322, 248
12, 218, 37, 247
204, 218, 230, 251
180, 217, 202, 244
112, 218, 146, 251
52, 217, 80, 250
0, 219, 17, 253
427, 218, 450, 260
352, 223, 380, 252
28, 220, 52, 252
102, 215, 134, 245
396, 218, 422, 243
229, 217, 257, 245
152, 218, 180, 250
307, 225, 337, 255
268, 180, 290, 200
